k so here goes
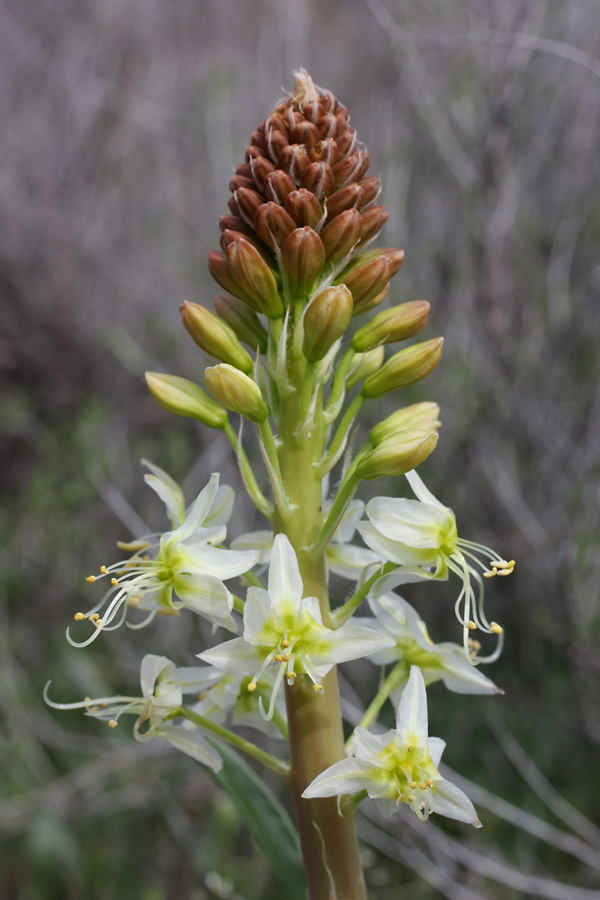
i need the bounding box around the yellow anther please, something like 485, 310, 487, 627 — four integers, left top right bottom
419, 782, 427, 791
497, 567, 514, 576
86, 575, 96, 583
94, 619, 103, 627
427, 780, 434, 788
108, 720, 118, 728
396, 795, 403, 806
490, 621, 503, 634
90, 706, 99, 712
99, 703, 108, 709
283, 653, 290, 662
111, 578, 118, 586
100, 566, 108, 575
282, 640, 290, 648
286, 672, 297, 681
84, 697, 91, 703
409, 781, 417, 789
128, 594, 142, 607
274, 654, 284, 662
90, 613, 100, 620
74, 612, 86, 621
313, 684, 324, 693
483, 569, 497, 578
465, 620, 477, 630
247, 682, 257, 693
408, 795, 416, 803
420, 801, 426, 810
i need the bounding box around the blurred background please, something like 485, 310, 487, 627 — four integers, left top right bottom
1, 0, 600, 897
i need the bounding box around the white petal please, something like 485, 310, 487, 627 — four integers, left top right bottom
198, 638, 264, 675
439, 653, 502, 695
302, 758, 377, 798
427, 736, 446, 768
174, 572, 233, 619
140, 655, 175, 698
177, 545, 259, 580
268, 534, 303, 615
326, 542, 380, 580
432, 778, 481, 826
405, 469, 446, 508
357, 521, 436, 567
169, 473, 220, 543
365, 497, 452, 548
352, 726, 394, 761
143, 460, 186, 526
172, 665, 225, 694
243, 587, 272, 641
204, 485, 235, 526
333, 499, 365, 543
395, 666, 428, 746
231, 530, 274, 564
368, 591, 413, 641
156, 724, 223, 771
371, 569, 439, 599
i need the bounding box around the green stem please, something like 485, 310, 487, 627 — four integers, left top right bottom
346, 661, 408, 750
224, 422, 273, 517
232, 594, 244, 614
311, 470, 361, 559
318, 393, 365, 476
243, 570, 265, 589
180, 707, 290, 779
332, 561, 396, 627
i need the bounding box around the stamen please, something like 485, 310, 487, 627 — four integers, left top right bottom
313, 684, 324, 693
86, 576, 96, 583
418, 782, 427, 791
465, 620, 477, 630
427, 780, 433, 788
108, 720, 118, 728
74, 612, 85, 621
111, 578, 118, 586
490, 622, 503, 634
409, 781, 417, 789
274, 654, 284, 662
117, 539, 151, 551
100, 566, 108, 575
247, 682, 257, 692
282, 639, 290, 648
408, 795, 416, 803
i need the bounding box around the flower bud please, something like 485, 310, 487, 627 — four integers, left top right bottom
357, 176, 381, 208
213, 294, 269, 354
356, 430, 439, 480
180, 301, 253, 373
264, 170, 296, 204
277, 145, 310, 182
229, 173, 255, 193
320, 209, 362, 264
290, 121, 320, 148
254, 202, 296, 250
227, 238, 284, 318
369, 402, 441, 447
208, 249, 259, 309
299, 162, 335, 200
302, 285, 353, 361
282, 227, 326, 297
335, 129, 357, 157
352, 301, 431, 352
309, 139, 339, 166
145, 372, 228, 429
316, 114, 340, 140
332, 151, 369, 187
362, 338, 444, 398
265, 128, 289, 164
285, 189, 323, 229
205, 364, 269, 423
342, 255, 392, 311
234, 188, 263, 227
218, 215, 256, 241
351, 283, 390, 317
359, 206, 389, 244
325, 183, 363, 219
249, 155, 275, 191
345, 346, 385, 389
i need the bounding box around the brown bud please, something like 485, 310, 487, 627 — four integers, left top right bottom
254, 202, 296, 250
245, 145, 264, 162
332, 151, 369, 187
235, 188, 264, 227
362, 338, 444, 398
320, 209, 362, 264
264, 170, 296, 204
352, 283, 390, 318
208, 250, 259, 308
325, 183, 364, 219
335, 129, 356, 157
219, 215, 257, 241
228, 195, 242, 218
214, 294, 269, 354
180, 301, 253, 373
249, 156, 275, 191
352, 301, 431, 352
265, 128, 289, 164
300, 162, 335, 200
282, 227, 326, 297
342, 255, 392, 311
264, 115, 288, 136
316, 114, 340, 140
290, 121, 320, 148
359, 206, 389, 243
235, 163, 252, 179
220, 229, 263, 254
302, 284, 353, 361
278, 144, 310, 182
250, 130, 266, 150
357, 176, 381, 209
229, 174, 255, 193
285, 189, 323, 229
227, 238, 283, 318
309, 140, 339, 167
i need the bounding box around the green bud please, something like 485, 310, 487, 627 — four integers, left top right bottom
345, 346, 385, 389
180, 301, 253, 373
227, 238, 284, 319
369, 402, 441, 446
362, 338, 444, 398
213, 294, 268, 354
302, 285, 353, 361
204, 364, 269, 423
145, 372, 228, 429
356, 429, 439, 480
352, 301, 431, 352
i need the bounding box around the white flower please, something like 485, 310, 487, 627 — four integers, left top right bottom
231, 500, 379, 583
69, 468, 259, 646
199, 534, 395, 720
44, 654, 222, 771
358, 469, 514, 660
191, 666, 287, 740
354, 575, 502, 695
303, 666, 481, 827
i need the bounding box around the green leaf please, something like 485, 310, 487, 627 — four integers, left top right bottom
209, 742, 306, 899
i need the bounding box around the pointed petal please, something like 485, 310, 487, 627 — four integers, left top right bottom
302, 758, 377, 799
172, 665, 225, 694
156, 724, 223, 771
143, 460, 186, 526
365, 497, 452, 548
173, 572, 232, 619
231, 529, 274, 564
326, 542, 380, 581
357, 521, 436, 567
428, 736, 446, 768
439, 654, 502, 694
352, 726, 395, 761
405, 469, 446, 508
396, 666, 428, 746
432, 778, 481, 826
140, 655, 175, 698
368, 591, 414, 641
168, 473, 220, 543
198, 638, 264, 675
311, 625, 395, 667
333, 499, 365, 543
243, 587, 272, 641
176, 545, 259, 580
204, 485, 235, 526
268, 534, 303, 615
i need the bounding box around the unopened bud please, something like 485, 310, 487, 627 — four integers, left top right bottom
145, 372, 227, 429
359, 206, 389, 244
325, 183, 363, 219
352, 301, 430, 352
208, 249, 259, 309
342, 255, 392, 311
282, 227, 326, 297
351, 283, 390, 317
335, 129, 357, 157
234, 187, 264, 227
213, 294, 268, 354
362, 338, 444, 398
254, 202, 296, 250
218, 216, 256, 241
205, 364, 269, 423
369, 402, 441, 446
332, 151, 369, 187
277, 145, 310, 182
309, 139, 339, 166
357, 177, 381, 208
180, 301, 253, 373
302, 285, 353, 361
227, 238, 283, 319
285, 189, 323, 229
290, 121, 320, 148
265, 128, 289, 164
316, 114, 340, 140
320, 209, 362, 264
356, 430, 439, 480
249, 155, 275, 191
264, 170, 297, 204
345, 346, 385, 389
299, 162, 335, 200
